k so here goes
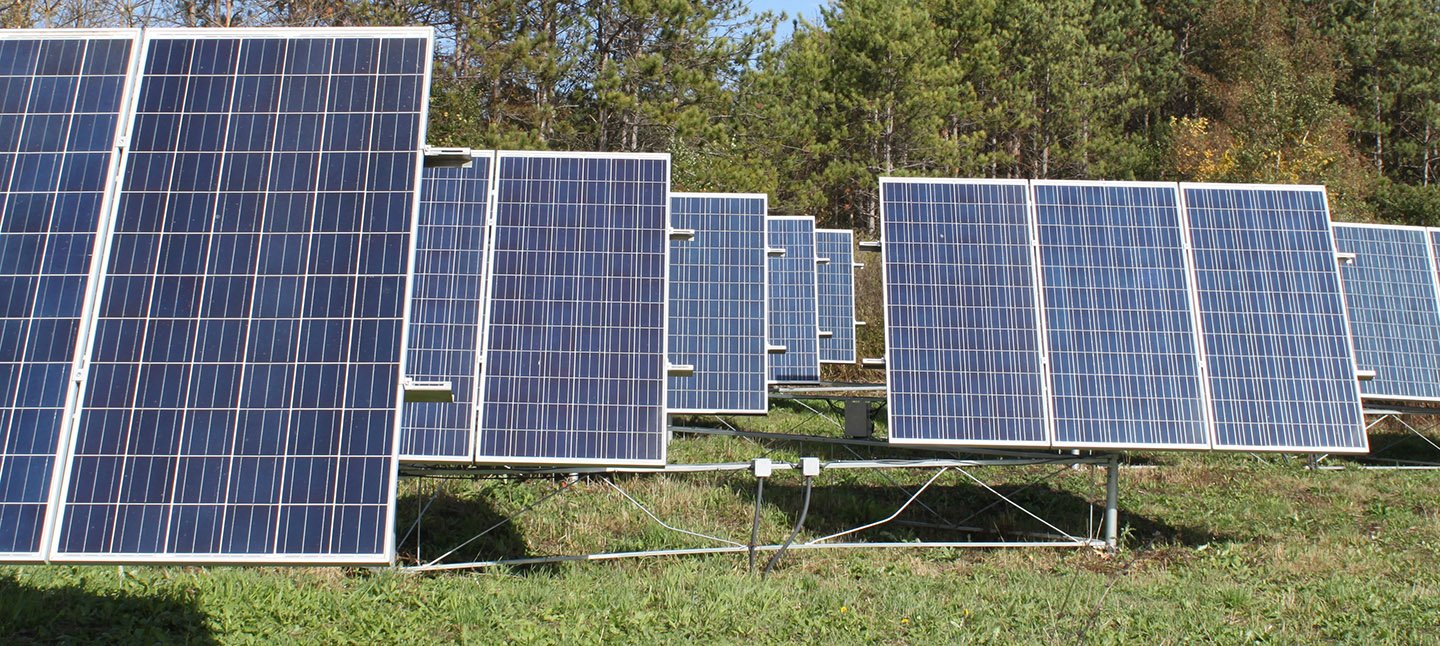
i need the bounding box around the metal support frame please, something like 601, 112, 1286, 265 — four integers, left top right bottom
771, 382, 888, 396
396, 390, 1130, 571
397, 451, 1123, 571
669, 425, 1067, 460
1104, 454, 1120, 548
1311, 406, 1440, 470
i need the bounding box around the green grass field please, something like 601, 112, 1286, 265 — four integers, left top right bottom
4, 406, 1440, 645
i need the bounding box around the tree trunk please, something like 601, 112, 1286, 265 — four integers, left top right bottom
1374, 79, 1384, 173
538, 5, 556, 142
1371, 0, 1383, 173
1425, 123, 1433, 186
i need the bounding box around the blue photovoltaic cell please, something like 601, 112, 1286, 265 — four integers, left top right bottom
1332, 224, 1440, 402
1033, 182, 1209, 448
667, 193, 768, 414
1184, 184, 1366, 452
0, 32, 136, 560
400, 153, 492, 461
816, 229, 856, 364
478, 152, 669, 466
767, 217, 820, 383
880, 179, 1047, 445
53, 31, 432, 563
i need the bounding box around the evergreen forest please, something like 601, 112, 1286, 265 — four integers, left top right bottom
9, 0, 1440, 232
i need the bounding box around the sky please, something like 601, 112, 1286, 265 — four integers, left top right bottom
745, 0, 827, 40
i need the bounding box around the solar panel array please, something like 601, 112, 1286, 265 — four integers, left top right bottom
815, 229, 857, 364
667, 193, 769, 414
400, 151, 493, 462
766, 216, 821, 383
475, 151, 670, 466
0, 29, 139, 560
1332, 223, 1440, 403
880, 178, 1367, 452
0, 24, 681, 559
0, 26, 1410, 566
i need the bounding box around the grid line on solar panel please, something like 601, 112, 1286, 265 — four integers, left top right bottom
766, 216, 821, 383
815, 229, 856, 365
476, 151, 670, 467
48, 27, 434, 564
1182, 183, 1367, 453
399, 151, 493, 462
1332, 222, 1440, 403
1032, 180, 1212, 450
879, 178, 1050, 446
667, 192, 769, 414
0, 28, 141, 562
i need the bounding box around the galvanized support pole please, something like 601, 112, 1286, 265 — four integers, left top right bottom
748, 477, 764, 572
1104, 454, 1120, 549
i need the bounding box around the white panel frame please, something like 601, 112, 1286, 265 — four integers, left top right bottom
1176, 186, 1221, 450
386, 32, 436, 563
0, 28, 143, 38
879, 177, 1052, 448
473, 150, 672, 468
1181, 182, 1368, 454
666, 192, 771, 416
47, 27, 435, 566
1034, 179, 1213, 452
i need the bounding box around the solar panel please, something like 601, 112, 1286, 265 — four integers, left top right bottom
1332, 223, 1440, 402
879, 178, 1049, 446
815, 229, 857, 364
400, 151, 493, 462
0, 29, 139, 562
1032, 181, 1210, 449
766, 216, 821, 383
1183, 183, 1366, 452
49, 28, 434, 564
667, 193, 768, 414
476, 151, 670, 466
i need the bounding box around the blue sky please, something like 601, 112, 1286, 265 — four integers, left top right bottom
746, 0, 827, 40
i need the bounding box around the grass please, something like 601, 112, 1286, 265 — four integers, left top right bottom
5, 408, 1440, 644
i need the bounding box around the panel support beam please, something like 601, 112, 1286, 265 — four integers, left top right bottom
1104, 453, 1121, 550
422, 146, 475, 168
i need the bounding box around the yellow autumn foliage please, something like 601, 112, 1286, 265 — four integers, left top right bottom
1169, 117, 1236, 181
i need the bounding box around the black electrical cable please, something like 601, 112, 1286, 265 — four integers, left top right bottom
748, 477, 765, 572
762, 475, 813, 576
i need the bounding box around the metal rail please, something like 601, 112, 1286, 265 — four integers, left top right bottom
404, 539, 1106, 572
668, 425, 1075, 461
399, 455, 1109, 478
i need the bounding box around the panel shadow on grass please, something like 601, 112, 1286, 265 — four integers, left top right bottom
0, 573, 217, 645
1346, 421, 1440, 466
734, 479, 1234, 549
394, 482, 531, 566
